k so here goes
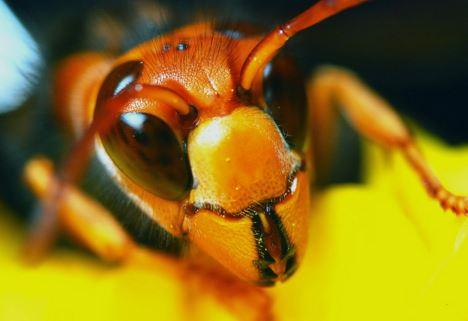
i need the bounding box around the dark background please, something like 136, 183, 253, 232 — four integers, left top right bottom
6, 0, 468, 144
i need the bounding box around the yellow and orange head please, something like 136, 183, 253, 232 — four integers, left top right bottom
54, 1, 367, 284
66, 23, 310, 285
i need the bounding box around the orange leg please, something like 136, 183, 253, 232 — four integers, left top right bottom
23, 157, 135, 262
308, 66, 468, 215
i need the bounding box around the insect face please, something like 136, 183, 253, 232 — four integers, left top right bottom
91, 24, 311, 284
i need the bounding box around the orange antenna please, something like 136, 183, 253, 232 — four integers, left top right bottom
240, 0, 368, 90
64, 83, 190, 182
132, 84, 191, 115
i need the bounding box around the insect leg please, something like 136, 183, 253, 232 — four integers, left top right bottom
307, 66, 467, 215
23, 156, 177, 266
23, 156, 135, 262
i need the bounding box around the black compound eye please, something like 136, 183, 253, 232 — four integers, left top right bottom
262, 55, 308, 150
96, 60, 144, 106
101, 112, 192, 201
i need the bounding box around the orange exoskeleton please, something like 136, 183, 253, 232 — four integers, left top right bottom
22, 0, 468, 291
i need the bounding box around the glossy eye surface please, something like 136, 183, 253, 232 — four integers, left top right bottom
101, 112, 192, 201
96, 60, 144, 105
262, 55, 308, 150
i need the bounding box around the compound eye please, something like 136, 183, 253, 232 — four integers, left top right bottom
101, 112, 192, 201
96, 60, 144, 105
263, 56, 308, 150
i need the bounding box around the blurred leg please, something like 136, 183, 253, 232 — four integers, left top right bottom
307, 66, 467, 215
23, 157, 135, 262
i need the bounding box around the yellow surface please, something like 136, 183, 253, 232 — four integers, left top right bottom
1, 132, 467, 321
